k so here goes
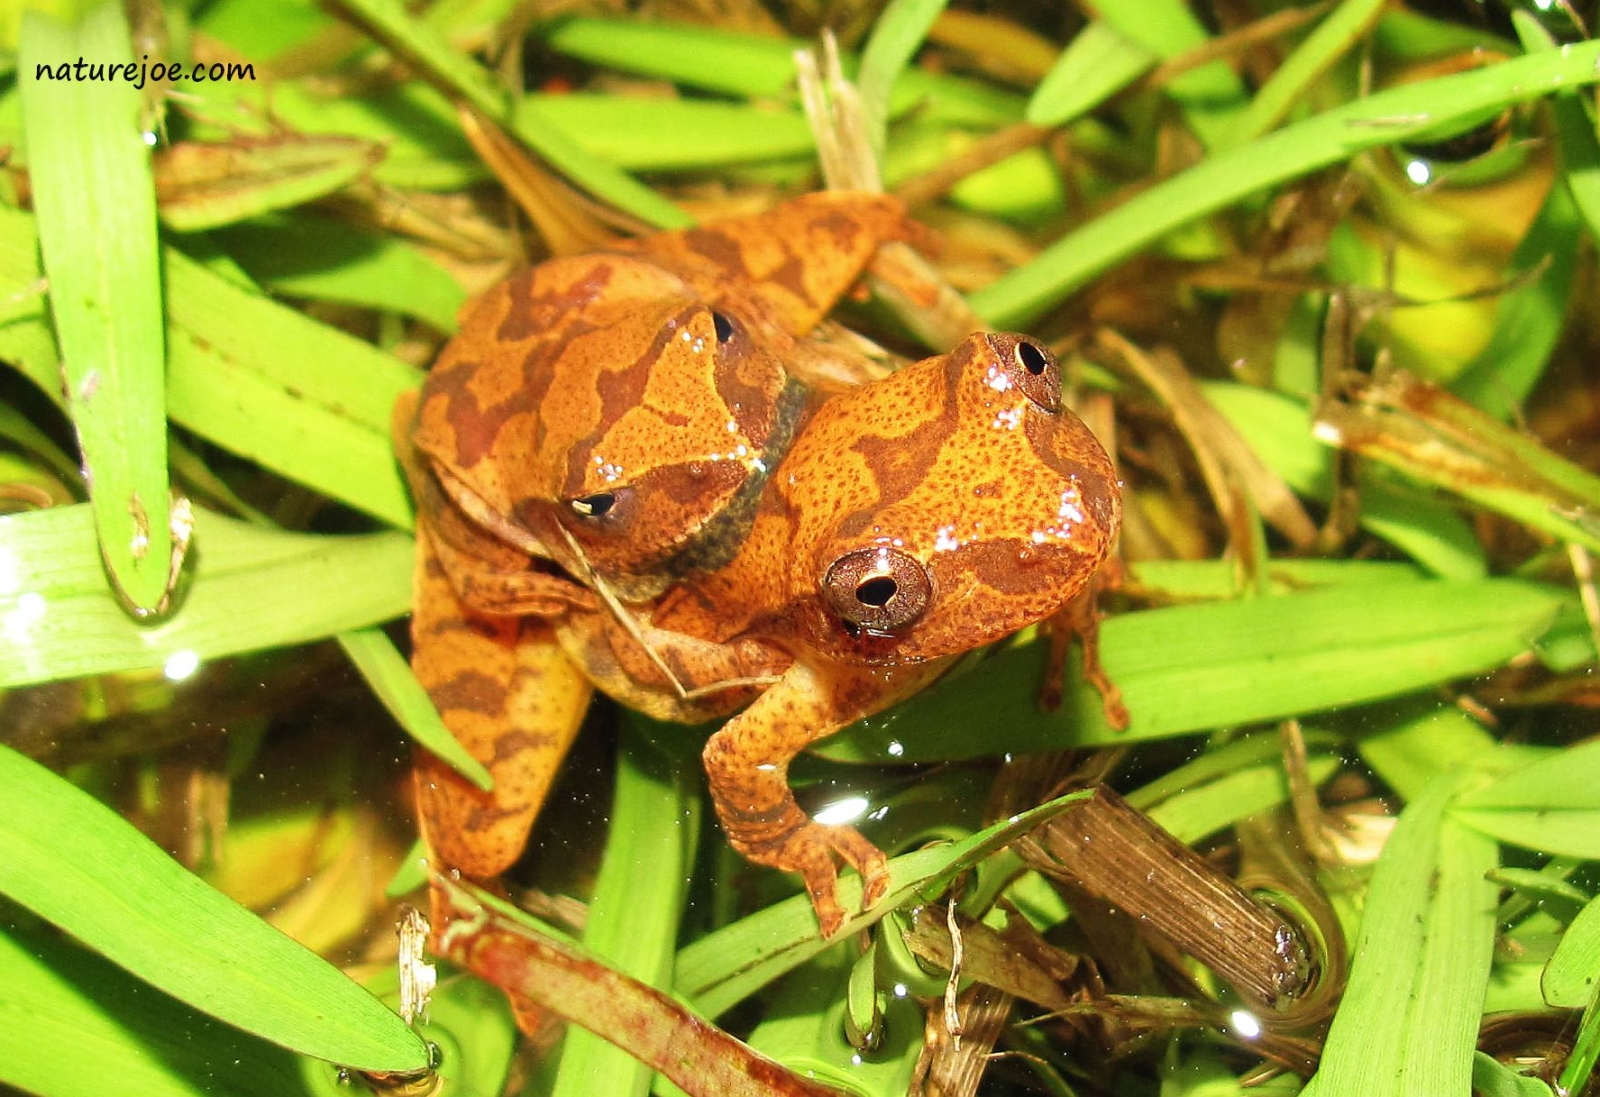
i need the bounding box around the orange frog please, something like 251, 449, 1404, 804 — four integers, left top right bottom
398, 194, 1120, 939
397, 193, 920, 883
545, 332, 1120, 934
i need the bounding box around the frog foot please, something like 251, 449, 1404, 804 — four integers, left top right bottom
734, 818, 890, 937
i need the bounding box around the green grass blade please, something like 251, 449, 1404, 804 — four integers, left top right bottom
328, 0, 690, 228
1457, 740, 1600, 811
214, 212, 466, 334
157, 135, 386, 232
196, 0, 331, 59
745, 945, 922, 1097
1308, 777, 1498, 1097
541, 18, 805, 99
675, 791, 1091, 1017
0, 205, 419, 527
540, 18, 1023, 127
1220, 0, 1388, 147
857, 0, 950, 161
1511, 9, 1600, 236
1474, 1053, 1558, 1097
1125, 727, 1338, 808
1559, 972, 1600, 1097
1488, 866, 1590, 924
972, 39, 1600, 328
555, 723, 698, 1097
1446, 16, 1585, 420
1355, 700, 1501, 802
1026, 21, 1155, 128
20, 2, 172, 613
180, 76, 483, 192
1552, 78, 1600, 240
1450, 180, 1580, 419
1324, 375, 1600, 556
0, 912, 316, 1097
1146, 755, 1340, 847
1203, 381, 1488, 577
295, 968, 516, 1097
1357, 474, 1488, 579
1093, 0, 1246, 146
1542, 892, 1600, 1008
0, 504, 411, 688
1451, 809, 1600, 860
0, 211, 59, 399
163, 244, 418, 526
510, 95, 815, 171
1375, 7, 1510, 57
336, 627, 491, 791
821, 578, 1562, 762
0, 397, 77, 481
1395, 817, 1499, 1090
1128, 558, 1422, 599
0, 746, 430, 1072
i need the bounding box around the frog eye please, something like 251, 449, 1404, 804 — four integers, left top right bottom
711, 310, 737, 344
570, 492, 613, 517
821, 547, 932, 635
992, 333, 1061, 413
567, 489, 629, 521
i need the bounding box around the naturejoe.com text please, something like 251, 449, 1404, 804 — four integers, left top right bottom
35, 56, 255, 90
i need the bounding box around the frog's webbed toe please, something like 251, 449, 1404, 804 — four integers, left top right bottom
812, 824, 892, 932
725, 816, 889, 938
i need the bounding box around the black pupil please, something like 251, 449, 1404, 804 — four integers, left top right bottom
712, 311, 735, 343
856, 577, 897, 607
1018, 340, 1047, 375
575, 492, 615, 517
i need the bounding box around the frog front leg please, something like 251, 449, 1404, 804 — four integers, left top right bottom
701, 656, 949, 936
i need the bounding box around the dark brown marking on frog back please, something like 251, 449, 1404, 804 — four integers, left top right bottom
429, 359, 518, 470
495, 262, 615, 343
559, 306, 688, 496
681, 227, 746, 277
764, 252, 819, 311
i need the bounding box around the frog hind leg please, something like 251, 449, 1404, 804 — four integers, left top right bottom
410, 526, 594, 880
632, 192, 922, 338
701, 658, 942, 937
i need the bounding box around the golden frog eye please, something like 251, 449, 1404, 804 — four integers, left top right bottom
821, 547, 932, 635
991, 333, 1061, 412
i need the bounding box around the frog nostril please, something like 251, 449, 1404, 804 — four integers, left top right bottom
570, 492, 615, 517
712, 311, 736, 344
1017, 340, 1048, 376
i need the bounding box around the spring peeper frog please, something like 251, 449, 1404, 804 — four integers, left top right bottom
399, 193, 921, 881
553, 331, 1120, 933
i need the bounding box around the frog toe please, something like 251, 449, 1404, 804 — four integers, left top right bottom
768, 822, 890, 937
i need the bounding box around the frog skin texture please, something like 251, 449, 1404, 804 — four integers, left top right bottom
551, 331, 1120, 934
397, 193, 919, 888
398, 196, 1120, 939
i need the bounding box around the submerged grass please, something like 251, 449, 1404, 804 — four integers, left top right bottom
1, 1, 1598, 1095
